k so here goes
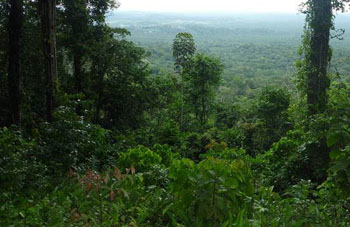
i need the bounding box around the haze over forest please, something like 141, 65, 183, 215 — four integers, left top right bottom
108, 12, 350, 99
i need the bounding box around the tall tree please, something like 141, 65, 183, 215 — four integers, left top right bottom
173, 33, 196, 73
185, 54, 223, 126
60, 0, 89, 95
39, 0, 57, 122
172, 32, 196, 130
298, 0, 349, 115
0, 3, 8, 126
59, 0, 118, 115
7, 0, 23, 125
297, 0, 349, 182
303, 0, 332, 115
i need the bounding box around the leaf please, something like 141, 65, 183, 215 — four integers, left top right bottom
114, 168, 122, 181
19, 212, 25, 218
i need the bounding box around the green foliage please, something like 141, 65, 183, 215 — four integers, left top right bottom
0, 127, 47, 192
261, 129, 310, 192
118, 145, 162, 172
3, 3, 350, 226
168, 157, 254, 226
184, 53, 224, 125
36, 106, 115, 174
218, 127, 246, 148
254, 87, 291, 151
200, 140, 249, 162
326, 82, 350, 195
0, 168, 149, 226
179, 131, 212, 160
256, 87, 290, 124
153, 120, 181, 146
173, 32, 196, 72
152, 143, 178, 166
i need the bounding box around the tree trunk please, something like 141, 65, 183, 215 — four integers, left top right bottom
74, 53, 83, 94
307, 0, 332, 115
40, 0, 57, 122
7, 0, 23, 126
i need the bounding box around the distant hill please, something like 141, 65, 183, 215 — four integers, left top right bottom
107, 11, 350, 83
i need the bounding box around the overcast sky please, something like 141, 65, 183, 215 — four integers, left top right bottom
118, 0, 305, 13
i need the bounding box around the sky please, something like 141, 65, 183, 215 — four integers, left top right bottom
118, 0, 305, 13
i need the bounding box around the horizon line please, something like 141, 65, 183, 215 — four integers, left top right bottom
115, 9, 302, 14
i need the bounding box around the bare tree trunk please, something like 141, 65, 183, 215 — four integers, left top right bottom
40, 0, 57, 122
7, 0, 23, 126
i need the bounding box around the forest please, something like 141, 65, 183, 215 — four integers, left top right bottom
1, 0, 350, 226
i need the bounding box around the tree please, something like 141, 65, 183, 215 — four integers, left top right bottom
297, 0, 350, 183
0, 2, 8, 126
39, 0, 57, 122
173, 32, 196, 73
298, 0, 348, 115
172, 32, 196, 130
184, 54, 223, 126
7, 0, 23, 125
59, 0, 119, 115
60, 0, 89, 96
91, 31, 153, 130
255, 87, 290, 151
90, 26, 129, 124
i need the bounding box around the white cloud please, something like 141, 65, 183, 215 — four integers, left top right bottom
118, 0, 305, 13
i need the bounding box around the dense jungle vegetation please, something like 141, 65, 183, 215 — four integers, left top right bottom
1, 0, 350, 226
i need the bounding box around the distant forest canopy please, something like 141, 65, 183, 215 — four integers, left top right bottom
107, 12, 350, 89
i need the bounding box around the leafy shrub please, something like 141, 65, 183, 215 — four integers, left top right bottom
179, 132, 211, 160
168, 157, 254, 226
326, 82, 350, 195
0, 167, 149, 226
152, 143, 179, 166
37, 107, 115, 174
118, 145, 162, 172
201, 140, 249, 162
252, 180, 350, 226
0, 127, 47, 192
154, 120, 181, 146
262, 129, 310, 192
218, 127, 245, 149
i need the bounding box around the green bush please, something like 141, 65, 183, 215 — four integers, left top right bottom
261, 129, 310, 192
37, 107, 115, 174
168, 157, 254, 226
0, 127, 47, 192
152, 143, 178, 166
179, 132, 211, 160
218, 127, 245, 149
118, 145, 162, 172
200, 140, 249, 162
252, 180, 350, 226
0, 168, 149, 226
